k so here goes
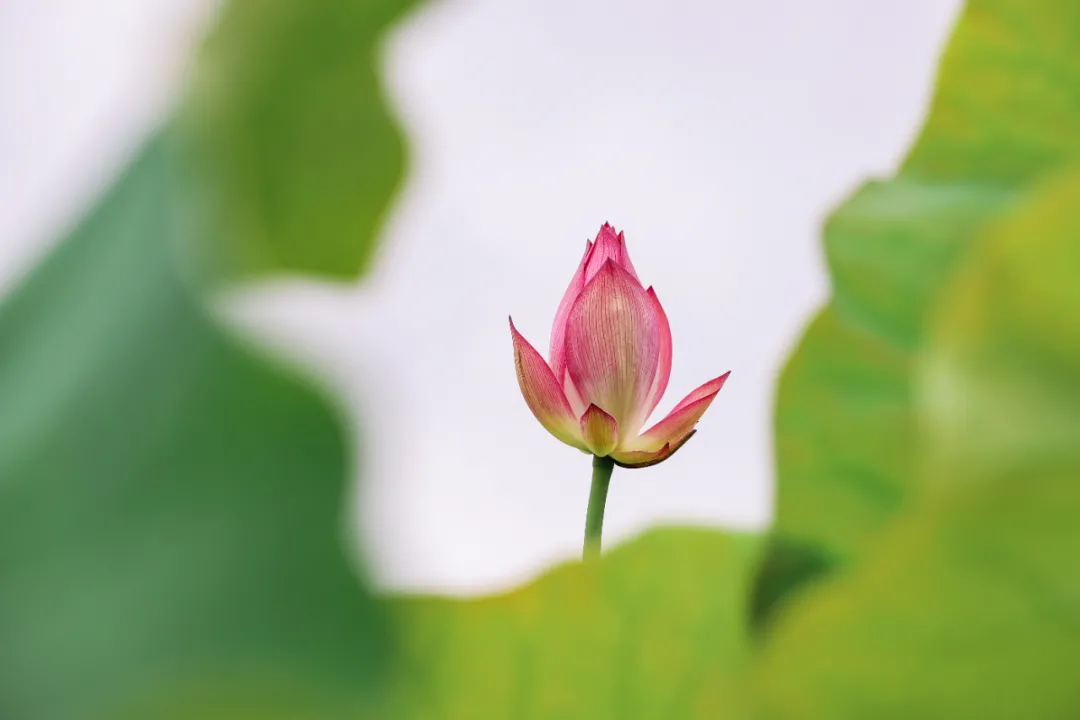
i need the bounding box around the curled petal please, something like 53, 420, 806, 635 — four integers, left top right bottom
611, 430, 697, 469
510, 317, 586, 450
549, 240, 593, 380
628, 372, 730, 452
580, 404, 619, 457
565, 260, 660, 431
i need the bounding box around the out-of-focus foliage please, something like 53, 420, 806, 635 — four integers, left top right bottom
765, 0, 1080, 612
2, 0, 421, 711
754, 171, 1080, 717
184, 0, 418, 282
905, 1, 1080, 184
3, 0, 1079, 717
772, 181, 1009, 564
755, 0, 1080, 716
385, 529, 758, 720
0, 137, 392, 720
921, 174, 1080, 488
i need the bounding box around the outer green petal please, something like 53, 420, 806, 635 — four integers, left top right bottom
580, 404, 619, 457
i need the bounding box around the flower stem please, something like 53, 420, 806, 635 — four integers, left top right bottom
583, 455, 615, 560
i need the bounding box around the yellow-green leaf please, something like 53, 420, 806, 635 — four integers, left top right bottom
768, 0, 1080, 608
183, 0, 420, 281
754, 168, 1080, 718
384, 528, 760, 720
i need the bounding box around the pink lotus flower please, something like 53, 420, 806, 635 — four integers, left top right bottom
510, 223, 729, 468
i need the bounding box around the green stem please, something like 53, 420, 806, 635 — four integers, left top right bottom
583, 455, 615, 560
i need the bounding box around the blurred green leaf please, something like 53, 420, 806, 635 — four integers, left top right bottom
766, 0, 1080, 613
0, 0, 426, 706
184, 0, 419, 282
0, 137, 392, 720
754, 473, 1080, 718
919, 172, 1080, 487
1, 0, 430, 716
752, 169, 1080, 718
905, 0, 1080, 185
747, 535, 834, 633
383, 528, 760, 720
772, 181, 1010, 563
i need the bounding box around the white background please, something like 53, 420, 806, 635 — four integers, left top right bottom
0, 0, 961, 594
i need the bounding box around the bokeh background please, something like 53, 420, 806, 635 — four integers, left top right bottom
3, 0, 1078, 718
